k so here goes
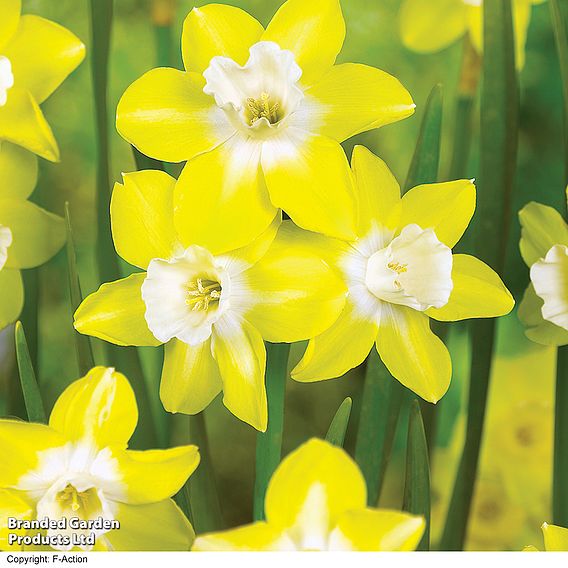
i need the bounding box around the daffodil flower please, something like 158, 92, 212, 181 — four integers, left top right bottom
525, 523, 568, 551
193, 438, 424, 551
292, 146, 514, 402
0, 0, 85, 161
73, 170, 345, 431
0, 142, 65, 330
518, 198, 568, 346
0, 367, 199, 551
116, 0, 415, 251
399, 0, 545, 69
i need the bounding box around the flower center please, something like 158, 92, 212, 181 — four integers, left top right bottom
186, 278, 222, 311
0, 56, 14, 107
203, 41, 303, 138
0, 225, 13, 271
364, 224, 453, 311
530, 244, 568, 331
56, 483, 97, 514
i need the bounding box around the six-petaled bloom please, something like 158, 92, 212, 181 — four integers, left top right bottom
0, 0, 85, 161
0, 367, 199, 551
193, 438, 425, 551
73, 170, 346, 431
518, 195, 568, 346
292, 146, 514, 402
116, 0, 415, 252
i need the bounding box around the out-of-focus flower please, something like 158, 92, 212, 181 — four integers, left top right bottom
0, 142, 65, 330
292, 146, 514, 402
518, 196, 568, 346
0, 367, 199, 551
399, 0, 546, 69
73, 171, 345, 431
0, 0, 85, 161
193, 438, 424, 551
116, 0, 415, 250
525, 523, 568, 551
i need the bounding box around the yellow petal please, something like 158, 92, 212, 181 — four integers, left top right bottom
518, 284, 568, 346
329, 509, 425, 551
182, 4, 264, 73
74, 273, 161, 347
519, 202, 568, 266
0, 0, 20, 50
0, 420, 65, 486
292, 300, 378, 382
193, 522, 295, 551
306, 64, 415, 143
49, 367, 138, 449
5, 15, 85, 104
212, 314, 267, 431
160, 338, 223, 415
106, 500, 194, 551
351, 145, 401, 234
0, 198, 64, 269
542, 522, 568, 551
112, 445, 199, 504
376, 304, 451, 402
0, 489, 32, 550
262, 0, 345, 85
111, 170, 179, 270
0, 87, 58, 161
400, 0, 467, 53
175, 135, 277, 254
427, 254, 514, 321
116, 68, 233, 163
265, 439, 367, 540
0, 141, 37, 200
0, 268, 23, 329
399, 179, 476, 248
243, 221, 347, 343
262, 130, 357, 240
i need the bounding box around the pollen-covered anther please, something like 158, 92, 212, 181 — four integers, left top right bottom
387, 261, 408, 274
57, 484, 90, 513
246, 92, 281, 125
186, 278, 222, 311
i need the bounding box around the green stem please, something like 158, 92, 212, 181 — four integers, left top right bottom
441, 0, 517, 550
354, 350, 404, 505
403, 401, 431, 551
253, 342, 290, 521
152, 0, 176, 67
554, 346, 568, 526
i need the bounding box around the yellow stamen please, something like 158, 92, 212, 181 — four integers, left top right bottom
186, 278, 222, 311
388, 261, 408, 274
247, 92, 280, 125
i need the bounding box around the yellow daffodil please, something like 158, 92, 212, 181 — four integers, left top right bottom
73, 170, 345, 432
292, 146, 514, 402
518, 197, 568, 346
0, 0, 85, 161
399, 0, 545, 69
0, 142, 65, 330
116, 0, 415, 251
0, 367, 199, 551
193, 438, 424, 551
526, 523, 568, 551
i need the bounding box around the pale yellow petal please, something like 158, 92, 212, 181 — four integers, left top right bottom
0, 268, 23, 330
0, 0, 20, 50
0, 141, 37, 200
193, 523, 295, 551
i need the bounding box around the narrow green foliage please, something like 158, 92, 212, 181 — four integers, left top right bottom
441, 0, 518, 550
325, 397, 352, 447
403, 401, 431, 551
132, 146, 164, 172
65, 203, 95, 375
15, 322, 46, 424
253, 342, 290, 520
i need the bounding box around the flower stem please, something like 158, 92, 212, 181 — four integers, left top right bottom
253, 342, 290, 521
441, 0, 518, 550
151, 0, 176, 67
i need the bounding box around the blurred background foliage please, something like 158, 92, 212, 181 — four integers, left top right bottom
0, 0, 562, 551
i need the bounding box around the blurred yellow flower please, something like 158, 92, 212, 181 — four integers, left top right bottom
193, 438, 424, 551
292, 146, 514, 402
0, 142, 65, 330
116, 0, 415, 250
0, 367, 198, 551
74, 171, 345, 431
0, 0, 85, 161
518, 196, 568, 346
399, 0, 546, 69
